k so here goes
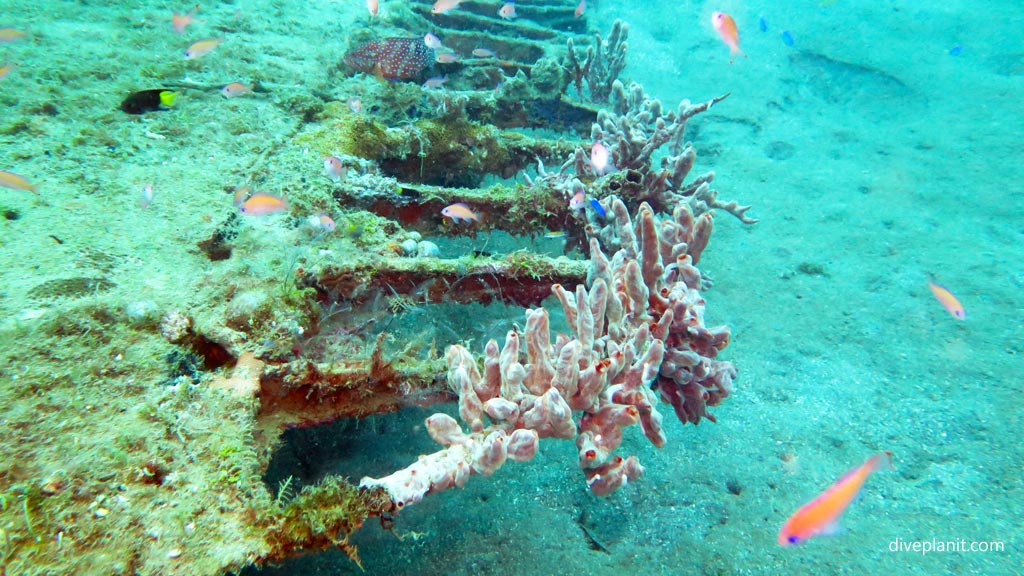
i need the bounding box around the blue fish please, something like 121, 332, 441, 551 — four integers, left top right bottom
589, 199, 606, 218
949, 45, 963, 56
781, 30, 795, 47
758, 17, 768, 32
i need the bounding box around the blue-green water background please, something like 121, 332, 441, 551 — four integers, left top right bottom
2, 0, 1021, 574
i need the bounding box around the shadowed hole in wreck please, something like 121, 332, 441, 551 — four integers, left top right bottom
297, 299, 537, 364
192, 334, 233, 370
297, 295, 572, 372
296, 231, 579, 363
262, 404, 446, 500
245, 406, 459, 576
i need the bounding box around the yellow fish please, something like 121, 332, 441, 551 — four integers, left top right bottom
184, 38, 221, 60
0, 28, 27, 44
927, 277, 966, 320
0, 170, 37, 194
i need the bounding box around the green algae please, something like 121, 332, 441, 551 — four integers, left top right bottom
0, 299, 274, 576
26, 276, 116, 300
299, 103, 403, 160
504, 249, 564, 280
265, 477, 390, 569
298, 103, 571, 187
328, 180, 570, 239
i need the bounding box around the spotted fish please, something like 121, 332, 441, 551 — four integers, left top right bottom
343, 38, 433, 81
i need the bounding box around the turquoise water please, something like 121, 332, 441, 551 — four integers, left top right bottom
1, 1, 1020, 575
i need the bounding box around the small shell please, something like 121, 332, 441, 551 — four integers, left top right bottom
416, 241, 440, 258
401, 239, 419, 256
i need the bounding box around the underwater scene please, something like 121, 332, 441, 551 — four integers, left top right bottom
0, 0, 1020, 574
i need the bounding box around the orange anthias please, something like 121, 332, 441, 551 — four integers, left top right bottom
432, 0, 462, 15
778, 452, 893, 546
239, 191, 288, 216
441, 202, 480, 224
711, 11, 743, 61
172, 11, 195, 34
927, 277, 966, 320
0, 170, 38, 194
184, 38, 221, 60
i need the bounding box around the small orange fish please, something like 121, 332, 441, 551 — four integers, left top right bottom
324, 156, 347, 180
435, 52, 460, 64
574, 0, 586, 18
316, 213, 336, 233
367, 0, 378, 17
779, 452, 893, 546
498, 2, 516, 20
927, 277, 966, 320
569, 190, 586, 210
171, 11, 196, 34
184, 38, 221, 60
0, 63, 15, 81
0, 170, 37, 193
711, 12, 743, 61
471, 48, 495, 58
441, 203, 479, 224
239, 191, 288, 216
221, 82, 252, 98
432, 0, 462, 14
0, 28, 26, 44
